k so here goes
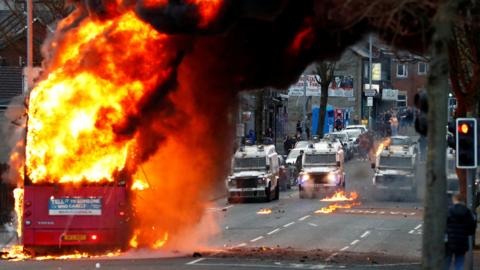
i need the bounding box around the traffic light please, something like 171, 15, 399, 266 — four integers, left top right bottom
456, 118, 477, 168
414, 90, 428, 136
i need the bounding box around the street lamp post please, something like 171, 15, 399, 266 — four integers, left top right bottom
368, 34, 373, 130
26, 0, 33, 93
303, 74, 307, 140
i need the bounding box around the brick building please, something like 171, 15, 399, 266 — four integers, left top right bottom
391, 55, 428, 107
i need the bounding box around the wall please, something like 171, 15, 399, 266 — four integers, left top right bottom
391, 60, 428, 107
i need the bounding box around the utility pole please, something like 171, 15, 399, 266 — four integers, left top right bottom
302, 74, 307, 139
26, 0, 33, 93
368, 34, 372, 130
422, 1, 457, 269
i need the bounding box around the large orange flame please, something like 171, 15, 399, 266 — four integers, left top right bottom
26, 11, 174, 184
375, 138, 391, 157
12, 0, 233, 254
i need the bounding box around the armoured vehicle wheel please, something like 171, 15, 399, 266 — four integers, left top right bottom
265, 184, 271, 202
274, 183, 280, 200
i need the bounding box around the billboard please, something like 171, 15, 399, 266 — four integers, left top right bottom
287, 75, 321, 96
328, 76, 354, 97
288, 75, 354, 98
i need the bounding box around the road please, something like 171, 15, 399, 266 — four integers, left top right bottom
1, 159, 426, 269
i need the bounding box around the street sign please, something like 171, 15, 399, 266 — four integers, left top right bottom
367, 97, 373, 107
364, 89, 376, 97
382, 89, 398, 101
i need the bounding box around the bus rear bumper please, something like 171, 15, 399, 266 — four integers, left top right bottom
22, 228, 127, 247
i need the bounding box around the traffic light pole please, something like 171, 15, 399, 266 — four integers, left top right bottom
466, 168, 475, 270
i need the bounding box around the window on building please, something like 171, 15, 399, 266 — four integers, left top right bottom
418, 62, 428, 75
396, 64, 407, 78
397, 94, 407, 107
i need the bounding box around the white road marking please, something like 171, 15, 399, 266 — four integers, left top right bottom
267, 228, 281, 235
360, 231, 370, 238
325, 252, 338, 261
207, 205, 234, 211
408, 230, 415, 234
283, 222, 295, 228
298, 215, 311, 221
340, 246, 350, 251
236, 243, 247, 247
250, 236, 264, 242
350, 239, 360, 245
343, 209, 416, 216
307, 222, 318, 227
189, 259, 341, 269
186, 258, 205, 265
415, 224, 422, 230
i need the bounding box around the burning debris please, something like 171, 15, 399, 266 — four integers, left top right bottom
315, 191, 361, 214
256, 208, 272, 215
320, 191, 358, 202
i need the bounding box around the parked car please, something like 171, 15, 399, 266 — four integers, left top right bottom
323, 132, 353, 160
343, 129, 362, 154
345, 125, 368, 133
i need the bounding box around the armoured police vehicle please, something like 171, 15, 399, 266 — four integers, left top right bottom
227, 145, 280, 202
372, 137, 418, 200
298, 141, 346, 198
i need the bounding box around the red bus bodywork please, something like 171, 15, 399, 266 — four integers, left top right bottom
22, 184, 131, 251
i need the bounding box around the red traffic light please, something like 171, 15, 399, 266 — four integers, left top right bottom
458, 123, 469, 134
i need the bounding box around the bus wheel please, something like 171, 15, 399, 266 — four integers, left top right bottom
23, 247, 36, 257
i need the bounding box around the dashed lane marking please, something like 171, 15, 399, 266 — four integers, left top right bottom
325, 252, 338, 262
307, 222, 318, 227
267, 228, 281, 235
236, 242, 247, 247
298, 215, 311, 221
340, 246, 349, 251
283, 222, 295, 228
350, 239, 359, 245
360, 231, 370, 238
344, 209, 417, 216
250, 236, 264, 242
186, 258, 205, 265
409, 223, 423, 235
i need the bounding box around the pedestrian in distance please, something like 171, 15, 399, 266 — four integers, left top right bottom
295, 150, 304, 181
265, 127, 274, 139
390, 115, 399, 136
283, 136, 293, 155
334, 118, 343, 131
246, 129, 256, 145
296, 120, 303, 135
445, 193, 477, 270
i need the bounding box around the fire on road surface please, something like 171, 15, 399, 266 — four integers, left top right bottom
315, 191, 361, 214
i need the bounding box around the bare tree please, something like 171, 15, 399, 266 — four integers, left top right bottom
447, 2, 480, 199
314, 62, 336, 138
